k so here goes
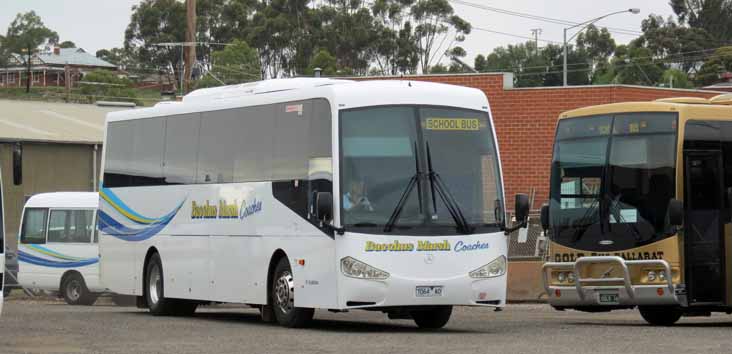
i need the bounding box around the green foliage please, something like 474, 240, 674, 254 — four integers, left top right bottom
305, 49, 338, 76
661, 68, 694, 88
196, 39, 261, 88
125, 0, 186, 77
79, 69, 141, 105
3, 11, 59, 54
696, 46, 732, 85
671, 0, 732, 42
609, 45, 665, 85
58, 41, 76, 48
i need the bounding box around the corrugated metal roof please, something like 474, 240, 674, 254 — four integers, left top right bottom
36, 48, 116, 68
0, 99, 131, 144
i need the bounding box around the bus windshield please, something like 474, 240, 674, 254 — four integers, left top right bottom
340, 105, 503, 235
549, 112, 678, 251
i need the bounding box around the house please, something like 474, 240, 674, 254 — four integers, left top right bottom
0, 47, 117, 88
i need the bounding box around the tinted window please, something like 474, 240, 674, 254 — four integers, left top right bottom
47, 210, 94, 243
197, 106, 275, 183
21, 208, 47, 244
164, 114, 200, 184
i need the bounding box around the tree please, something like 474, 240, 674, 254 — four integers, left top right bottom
661, 68, 694, 88
304, 48, 338, 76
632, 15, 712, 75
696, 46, 732, 85
96, 47, 140, 71
125, 0, 186, 86
195, 39, 261, 88
3, 11, 59, 92
474, 54, 487, 72
59, 40, 76, 48
610, 45, 665, 85
671, 0, 732, 42
576, 25, 616, 82
411, 0, 471, 73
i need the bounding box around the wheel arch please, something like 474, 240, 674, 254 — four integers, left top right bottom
140, 246, 160, 307
59, 269, 84, 293
267, 249, 289, 304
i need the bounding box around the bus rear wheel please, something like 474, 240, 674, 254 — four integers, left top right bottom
62, 273, 97, 306
411, 306, 453, 329
638, 306, 682, 326
145, 252, 197, 316
271, 257, 313, 327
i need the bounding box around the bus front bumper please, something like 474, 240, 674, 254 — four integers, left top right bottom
542, 256, 681, 308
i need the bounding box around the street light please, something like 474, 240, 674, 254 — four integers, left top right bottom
563, 8, 640, 86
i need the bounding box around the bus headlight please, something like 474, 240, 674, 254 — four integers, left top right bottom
340, 257, 389, 280
567, 272, 576, 283
647, 271, 657, 282
658, 271, 666, 281
557, 272, 566, 283
470, 255, 506, 278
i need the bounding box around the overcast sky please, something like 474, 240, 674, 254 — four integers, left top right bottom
0, 0, 675, 65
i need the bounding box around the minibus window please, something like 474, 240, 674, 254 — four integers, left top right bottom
20, 208, 48, 244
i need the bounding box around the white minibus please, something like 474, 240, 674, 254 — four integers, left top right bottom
99, 78, 528, 328
18, 192, 102, 305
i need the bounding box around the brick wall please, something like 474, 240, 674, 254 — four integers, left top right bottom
358, 73, 721, 209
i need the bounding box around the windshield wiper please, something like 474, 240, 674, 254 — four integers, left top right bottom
425, 141, 473, 234
384, 143, 424, 232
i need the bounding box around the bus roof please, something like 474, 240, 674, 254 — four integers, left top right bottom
106, 78, 490, 123
559, 94, 732, 121
24, 192, 98, 209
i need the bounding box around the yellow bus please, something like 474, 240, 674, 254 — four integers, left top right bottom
541, 94, 732, 325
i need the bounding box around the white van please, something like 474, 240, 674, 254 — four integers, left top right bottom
17, 192, 103, 305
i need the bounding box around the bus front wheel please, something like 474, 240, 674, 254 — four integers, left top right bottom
62, 273, 97, 306
271, 257, 313, 327
638, 306, 682, 326
411, 306, 453, 329
145, 252, 197, 316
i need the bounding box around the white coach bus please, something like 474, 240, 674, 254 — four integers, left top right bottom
17, 192, 102, 305
99, 78, 528, 328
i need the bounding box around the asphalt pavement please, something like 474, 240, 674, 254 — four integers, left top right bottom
1, 296, 732, 354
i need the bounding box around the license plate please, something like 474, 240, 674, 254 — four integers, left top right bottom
416, 286, 444, 297
597, 292, 620, 305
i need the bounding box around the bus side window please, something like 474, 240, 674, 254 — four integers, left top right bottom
20, 208, 48, 244
47, 210, 93, 243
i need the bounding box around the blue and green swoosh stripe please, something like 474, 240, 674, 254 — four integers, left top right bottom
98, 187, 185, 242
18, 244, 99, 268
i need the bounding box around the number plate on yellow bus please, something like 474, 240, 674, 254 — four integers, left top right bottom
597, 291, 619, 305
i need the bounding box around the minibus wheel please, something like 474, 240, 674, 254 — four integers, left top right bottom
271, 257, 314, 327
638, 306, 682, 326
411, 306, 452, 329
145, 252, 197, 316
62, 273, 97, 306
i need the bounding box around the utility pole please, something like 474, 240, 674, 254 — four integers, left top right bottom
184, 0, 197, 94
530, 29, 542, 56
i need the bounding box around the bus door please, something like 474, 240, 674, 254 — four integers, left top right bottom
684, 150, 726, 305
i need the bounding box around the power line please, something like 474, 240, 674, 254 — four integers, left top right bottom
472, 26, 561, 44
450, 0, 642, 37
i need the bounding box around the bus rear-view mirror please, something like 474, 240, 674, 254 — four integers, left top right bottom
316, 192, 333, 223
668, 199, 683, 226
540, 204, 549, 231
12, 143, 22, 186
515, 194, 529, 226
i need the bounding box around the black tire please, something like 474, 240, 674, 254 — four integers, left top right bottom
639, 306, 682, 326
111, 294, 137, 307
411, 306, 453, 329
271, 257, 313, 327
145, 252, 198, 316
62, 273, 97, 306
